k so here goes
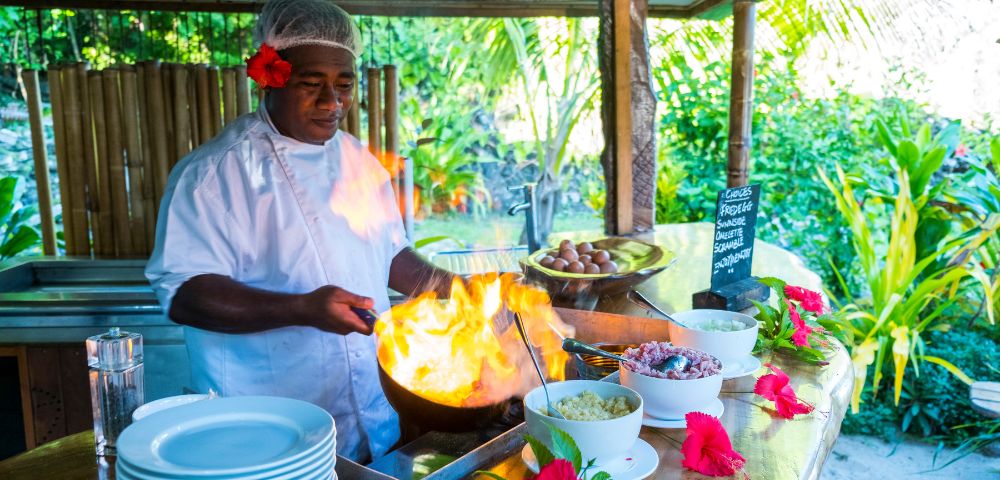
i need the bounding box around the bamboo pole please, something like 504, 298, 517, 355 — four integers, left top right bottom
207, 66, 223, 136
195, 64, 213, 146
612, 0, 633, 234
187, 64, 201, 150
144, 61, 171, 202
383, 64, 401, 205
172, 65, 192, 163
61, 63, 91, 255
88, 70, 113, 257
162, 63, 177, 164
136, 63, 157, 251
366, 66, 382, 156
235, 65, 250, 116
22, 70, 57, 255
726, 0, 756, 188
102, 68, 133, 256
222, 67, 237, 125
76, 64, 107, 256
48, 66, 74, 255
346, 84, 360, 138
121, 66, 148, 256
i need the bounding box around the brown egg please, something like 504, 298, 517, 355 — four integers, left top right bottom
599, 261, 619, 273
559, 239, 573, 250
579, 254, 592, 265
584, 263, 601, 274
591, 250, 611, 264
576, 242, 594, 254
566, 261, 585, 274
539, 255, 555, 268
550, 258, 568, 271
559, 248, 579, 262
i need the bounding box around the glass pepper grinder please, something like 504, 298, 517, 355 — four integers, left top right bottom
86, 327, 144, 456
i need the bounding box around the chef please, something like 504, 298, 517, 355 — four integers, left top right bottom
145, 0, 456, 463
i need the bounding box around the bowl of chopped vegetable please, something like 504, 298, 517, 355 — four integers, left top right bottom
666, 309, 759, 378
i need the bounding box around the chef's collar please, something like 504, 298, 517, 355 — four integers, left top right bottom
257, 103, 341, 147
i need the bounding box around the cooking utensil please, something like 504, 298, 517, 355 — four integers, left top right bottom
562, 338, 689, 374
513, 313, 566, 420
627, 289, 692, 330
350, 306, 379, 327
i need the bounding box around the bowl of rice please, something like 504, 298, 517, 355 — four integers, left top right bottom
666, 309, 759, 374
524, 380, 642, 466
619, 341, 723, 420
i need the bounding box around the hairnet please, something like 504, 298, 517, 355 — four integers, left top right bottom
253, 0, 363, 58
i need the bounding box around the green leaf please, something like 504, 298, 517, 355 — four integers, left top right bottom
546, 423, 583, 472
524, 434, 555, 469
0, 176, 18, 228
0, 226, 40, 260
414, 235, 461, 249
590, 472, 612, 480
472, 472, 509, 480
756, 276, 787, 293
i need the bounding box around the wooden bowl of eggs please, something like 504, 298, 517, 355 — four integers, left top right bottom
520, 237, 675, 302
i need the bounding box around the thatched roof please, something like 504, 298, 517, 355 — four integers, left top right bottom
3, 0, 734, 19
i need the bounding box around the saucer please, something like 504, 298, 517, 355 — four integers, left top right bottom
641, 398, 725, 429
522, 438, 658, 480
722, 355, 762, 379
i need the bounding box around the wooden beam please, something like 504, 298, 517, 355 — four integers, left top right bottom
726, 0, 755, 188
613, 0, 633, 235
0, 0, 731, 19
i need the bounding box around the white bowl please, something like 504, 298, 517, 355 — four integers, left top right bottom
523, 380, 642, 466
132, 394, 211, 422
619, 356, 722, 420
667, 309, 759, 369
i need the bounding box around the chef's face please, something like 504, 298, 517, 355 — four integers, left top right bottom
266, 45, 355, 145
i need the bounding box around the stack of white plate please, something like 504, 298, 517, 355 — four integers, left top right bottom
116, 396, 336, 480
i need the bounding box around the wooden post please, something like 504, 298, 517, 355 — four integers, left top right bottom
76, 64, 105, 256
383, 64, 400, 201
347, 84, 360, 138
102, 69, 133, 256
612, 0, 633, 234
234, 65, 250, 116
47, 67, 72, 255
61, 64, 91, 255
195, 64, 213, 146
144, 61, 171, 203
88, 71, 113, 257
726, 0, 756, 188
120, 66, 148, 255
187, 65, 201, 149
22, 70, 57, 255
207, 66, 223, 137
366, 66, 382, 155
222, 67, 237, 125
136, 62, 158, 251
172, 65, 192, 163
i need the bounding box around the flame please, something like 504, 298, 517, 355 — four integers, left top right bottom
375, 273, 574, 408
328, 147, 403, 243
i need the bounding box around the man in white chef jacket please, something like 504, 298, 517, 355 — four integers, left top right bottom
145, 0, 456, 463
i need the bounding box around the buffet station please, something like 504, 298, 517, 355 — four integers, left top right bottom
0, 216, 853, 479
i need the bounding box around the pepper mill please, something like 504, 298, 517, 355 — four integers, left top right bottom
86, 327, 144, 456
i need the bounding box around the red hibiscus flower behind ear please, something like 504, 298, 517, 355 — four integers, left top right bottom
784, 285, 825, 314
754, 363, 814, 419
681, 412, 746, 477
246, 43, 292, 89
530, 458, 576, 480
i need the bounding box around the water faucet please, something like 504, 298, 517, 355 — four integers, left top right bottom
507, 184, 540, 252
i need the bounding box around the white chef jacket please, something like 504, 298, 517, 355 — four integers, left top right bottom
145, 105, 405, 462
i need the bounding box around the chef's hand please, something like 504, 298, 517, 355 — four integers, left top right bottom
299, 286, 376, 335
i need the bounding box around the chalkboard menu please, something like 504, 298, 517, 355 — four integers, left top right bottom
709, 184, 761, 290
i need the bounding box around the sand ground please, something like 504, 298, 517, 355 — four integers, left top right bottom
821, 435, 999, 479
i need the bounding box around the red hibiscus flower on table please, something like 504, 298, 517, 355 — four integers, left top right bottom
681, 412, 746, 477
785, 299, 814, 347
755, 363, 814, 419
529, 458, 576, 480
246, 43, 292, 89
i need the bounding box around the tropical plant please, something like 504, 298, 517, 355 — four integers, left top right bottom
0, 175, 41, 260
471, 18, 600, 242
820, 164, 996, 412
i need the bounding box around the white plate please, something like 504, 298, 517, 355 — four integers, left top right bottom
640, 398, 724, 429
722, 355, 762, 379
117, 435, 334, 480
522, 438, 658, 480
118, 396, 334, 477
133, 395, 211, 422
117, 451, 335, 480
